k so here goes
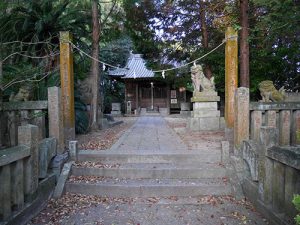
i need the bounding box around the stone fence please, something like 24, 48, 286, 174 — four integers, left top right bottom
0, 87, 64, 153
0, 101, 48, 148
249, 102, 300, 146
0, 87, 65, 224
233, 87, 300, 225
0, 125, 57, 224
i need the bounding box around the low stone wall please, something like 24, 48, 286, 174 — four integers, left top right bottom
0, 87, 65, 154
0, 125, 57, 224
0, 87, 65, 224
0, 101, 48, 149
232, 88, 300, 225
241, 142, 300, 225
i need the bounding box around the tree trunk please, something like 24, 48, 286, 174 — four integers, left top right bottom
90, 0, 101, 130
240, 0, 250, 87
199, 0, 213, 79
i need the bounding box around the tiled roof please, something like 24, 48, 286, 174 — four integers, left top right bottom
108, 54, 154, 79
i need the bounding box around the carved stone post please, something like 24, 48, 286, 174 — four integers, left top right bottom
234, 87, 249, 152
48, 87, 65, 153
18, 125, 39, 201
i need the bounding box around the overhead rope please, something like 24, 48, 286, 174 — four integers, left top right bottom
68, 41, 123, 70
152, 40, 226, 73
65, 35, 237, 76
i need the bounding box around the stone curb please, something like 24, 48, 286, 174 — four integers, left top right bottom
53, 161, 73, 199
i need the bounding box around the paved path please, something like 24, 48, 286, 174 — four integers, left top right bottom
110, 116, 188, 153
29, 116, 269, 225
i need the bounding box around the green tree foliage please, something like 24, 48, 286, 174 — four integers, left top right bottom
123, 0, 300, 97
293, 194, 300, 225
250, 0, 300, 94
100, 36, 132, 113
124, 0, 228, 91
0, 0, 130, 133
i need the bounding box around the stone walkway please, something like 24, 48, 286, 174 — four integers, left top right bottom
110, 116, 187, 153
29, 116, 269, 225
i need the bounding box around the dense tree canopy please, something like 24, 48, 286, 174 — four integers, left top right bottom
0, 0, 299, 105
124, 0, 300, 96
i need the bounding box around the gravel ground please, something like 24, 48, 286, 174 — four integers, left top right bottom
164, 116, 225, 151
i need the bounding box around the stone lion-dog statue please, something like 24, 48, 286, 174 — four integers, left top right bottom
191, 64, 215, 93
258, 80, 285, 102
9, 85, 33, 102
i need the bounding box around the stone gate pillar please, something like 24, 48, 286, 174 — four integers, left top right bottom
225, 27, 238, 128
59, 31, 75, 143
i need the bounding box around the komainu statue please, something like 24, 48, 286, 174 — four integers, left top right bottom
9, 85, 32, 102
191, 64, 215, 93
258, 80, 285, 102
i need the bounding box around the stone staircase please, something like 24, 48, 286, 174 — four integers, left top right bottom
65, 148, 232, 198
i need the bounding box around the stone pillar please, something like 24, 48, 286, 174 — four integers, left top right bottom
166, 85, 170, 115
266, 110, 277, 127
8, 111, 18, 146
279, 110, 291, 146
250, 111, 262, 142
11, 160, 24, 210
18, 125, 39, 201
292, 110, 300, 145
48, 86, 65, 153
284, 166, 298, 217
135, 83, 139, 110
263, 158, 273, 205
225, 27, 238, 128
59, 31, 75, 143
69, 140, 78, 161
259, 127, 278, 204
32, 110, 46, 140
234, 87, 249, 151
0, 165, 11, 220
272, 161, 285, 213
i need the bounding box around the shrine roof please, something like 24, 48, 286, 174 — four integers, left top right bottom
108, 53, 154, 79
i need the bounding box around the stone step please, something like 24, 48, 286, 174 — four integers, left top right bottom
78, 151, 221, 163
72, 163, 226, 179
66, 177, 231, 198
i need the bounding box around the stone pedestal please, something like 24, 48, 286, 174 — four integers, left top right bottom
188, 91, 221, 131
111, 103, 121, 115
180, 102, 191, 117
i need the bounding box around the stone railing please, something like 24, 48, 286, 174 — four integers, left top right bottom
0, 87, 65, 224
232, 87, 300, 225
0, 101, 48, 148
241, 126, 300, 225
0, 144, 31, 221
0, 125, 56, 223
0, 87, 64, 152
250, 102, 300, 146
